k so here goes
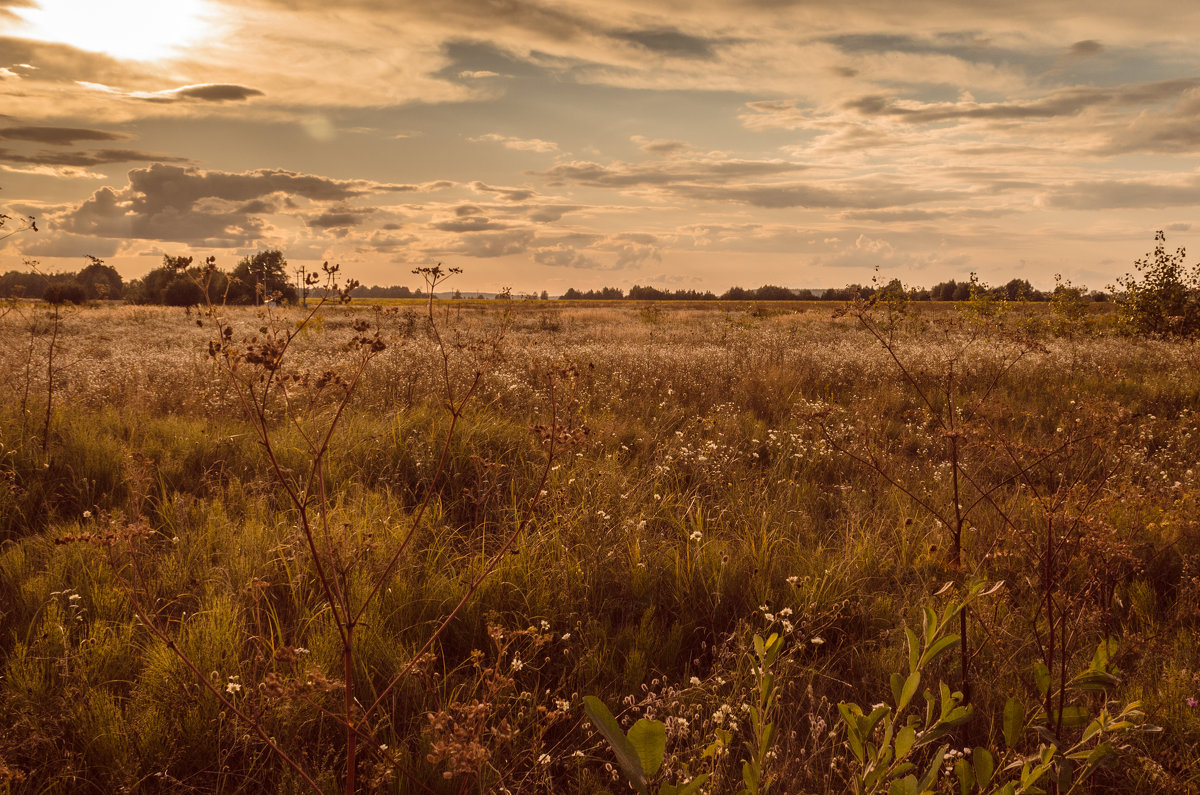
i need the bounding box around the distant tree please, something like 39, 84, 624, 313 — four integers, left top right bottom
1115, 230, 1200, 337
1003, 278, 1037, 302
228, 250, 297, 305
540, 290, 549, 300
77, 255, 124, 300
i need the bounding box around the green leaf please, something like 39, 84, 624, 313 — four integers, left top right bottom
906, 627, 919, 673
1033, 662, 1051, 698
918, 745, 948, 792
1054, 706, 1092, 729
899, 671, 921, 712
628, 718, 667, 777
1067, 669, 1120, 692
1003, 697, 1024, 749
954, 758, 974, 795
838, 703, 865, 763
891, 673, 904, 710
742, 759, 759, 791
889, 775, 919, 795
896, 725, 916, 759
919, 634, 960, 669
972, 748, 994, 788
922, 606, 937, 646
583, 696, 648, 795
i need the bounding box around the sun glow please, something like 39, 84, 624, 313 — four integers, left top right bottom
13, 0, 220, 62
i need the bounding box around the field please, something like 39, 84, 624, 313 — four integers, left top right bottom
1, 294, 1198, 793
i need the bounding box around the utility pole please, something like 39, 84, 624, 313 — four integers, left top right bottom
295, 264, 308, 307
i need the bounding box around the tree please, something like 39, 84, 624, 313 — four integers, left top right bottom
77, 256, 124, 300
228, 250, 297, 305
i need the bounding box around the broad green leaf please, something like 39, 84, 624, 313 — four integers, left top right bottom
919, 634, 960, 669
889, 775, 919, 795
922, 606, 938, 646
628, 718, 666, 776
906, 627, 919, 673
1003, 697, 1024, 749
896, 725, 916, 759
583, 696, 648, 795
742, 759, 759, 790
954, 758, 974, 795
891, 672, 904, 709
839, 704, 865, 763
1066, 669, 1120, 692
972, 748, 994, 788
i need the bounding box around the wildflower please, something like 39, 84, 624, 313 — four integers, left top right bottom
537, 753, 551, 765
68, 593, 81, 602
539, 619, 550, 631
690, 676, 701, 686
82, 510, 92, 519
811, 636, 825, 645
561, 632, 571, 641
1187, 697, 1198, 708
511, 655, 524, 672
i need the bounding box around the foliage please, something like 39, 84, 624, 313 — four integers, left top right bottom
1114, 230, 1200, 337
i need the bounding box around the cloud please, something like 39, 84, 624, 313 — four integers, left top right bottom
307, 207, 375, 229
841, 77, 1200, 123
533, 244, 601, 269
459, 70, 500, 78
538, 157, 807, 188
432, 216, 511, 232
19, 229, 121, 258
1047, 176, 1200, 209
469, 180, 538, 202
631, 135, 689, 156
609, 27, 723, 60
52, 163, 424, 247
470, 133, 558, 152
0, 147, 190, 167
1068, 40, 1104, 57
0, 125, 128, 145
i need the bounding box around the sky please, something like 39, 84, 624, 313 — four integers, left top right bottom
3, 0, 1200, 294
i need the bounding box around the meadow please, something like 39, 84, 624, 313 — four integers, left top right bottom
0, 289, 1198, 793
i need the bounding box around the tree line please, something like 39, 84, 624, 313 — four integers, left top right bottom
559, 278, 1109, 302
0, 256, 1109, 306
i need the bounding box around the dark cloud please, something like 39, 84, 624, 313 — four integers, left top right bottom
843, 78, 1200, 123
439, 228, 535, 257
527, 204, 581, 222
633, 136, 689, 156
455, 203, 484, 216
469, 180, 537, 202
533, 244, 601, 269
1068, 40, 1104, 57
56, 164, 415, 247
160, 84, 264, 103
0, 147, 189, 167
609, 28, 722, 60
0, 126, 129, 145
307, 208, 375, 229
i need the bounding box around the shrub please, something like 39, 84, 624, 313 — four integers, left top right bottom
1115, 231, 1200, 337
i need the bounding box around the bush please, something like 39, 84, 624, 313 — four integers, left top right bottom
1115, 231, 1200, 337
43, 281, 86, 305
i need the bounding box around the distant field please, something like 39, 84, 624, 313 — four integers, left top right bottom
0, 297, 1195, 793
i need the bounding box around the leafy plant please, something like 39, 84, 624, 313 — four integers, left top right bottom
1114, 230, 1200, 337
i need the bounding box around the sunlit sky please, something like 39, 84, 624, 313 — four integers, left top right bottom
3, 0, 1200, 293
